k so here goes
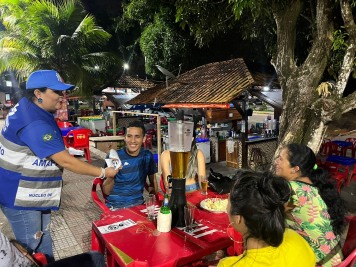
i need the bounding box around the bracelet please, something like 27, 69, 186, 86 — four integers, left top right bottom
99, 167, 106, 179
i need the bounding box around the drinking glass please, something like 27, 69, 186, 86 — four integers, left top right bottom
146, 194, 156, 220
184, 205, 196, 232
201, 179, 208, 195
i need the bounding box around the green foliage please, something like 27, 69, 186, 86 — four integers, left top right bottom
332, 29, 348, 51
176, 0, 237, 47
120, 1, 191, 78
0, 0, 120, 96
328, 28, 349, 79
140, 9, 189, 77
122, 0, 158, 27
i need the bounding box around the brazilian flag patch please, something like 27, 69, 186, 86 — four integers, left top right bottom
43, 134, 53, 141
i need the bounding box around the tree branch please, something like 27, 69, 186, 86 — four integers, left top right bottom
300, 0, 334, 76
339, 91, 356, 115
336, 0, 356, 96
271, 0, 302, 79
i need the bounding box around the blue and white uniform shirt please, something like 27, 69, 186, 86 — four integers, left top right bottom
0, 98, 65, 210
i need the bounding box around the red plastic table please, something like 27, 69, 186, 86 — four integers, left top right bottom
91, 190, 234, 267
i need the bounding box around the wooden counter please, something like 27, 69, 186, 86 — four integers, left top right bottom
225, 137, 278, 169
89, 136, 125, 153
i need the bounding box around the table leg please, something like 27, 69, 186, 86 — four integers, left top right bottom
91, 229, 105, 254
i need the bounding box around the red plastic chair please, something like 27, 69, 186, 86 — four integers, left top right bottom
146, 129, 156, 137
319, 138, 332, 156
144, 134, 153, 149
336, 216, 356, 267
117, 128, 125, 136
343, 216, 356, 257
336, 249, 356, 267
329, 142, 343, 156
343, 138, 356, 158
91, 177, 110, 214
57, 121, 73, 128
32, 252, 48, 266
348, 164, 356, 186
324, 162, 348, 192
64, 128, 93, 163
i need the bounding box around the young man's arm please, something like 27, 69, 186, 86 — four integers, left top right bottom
102, 177, 115, 195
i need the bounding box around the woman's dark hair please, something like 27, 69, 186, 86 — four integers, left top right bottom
25, 88, 47, 102
10, 87, 48, 105
286, 143, 346, 235
230, 170, 291, 247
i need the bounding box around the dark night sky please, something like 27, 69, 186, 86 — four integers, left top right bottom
78, 1, 355, 94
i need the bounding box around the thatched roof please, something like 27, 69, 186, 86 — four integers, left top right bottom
116, 75, 156, 90
128, 58, 258, 106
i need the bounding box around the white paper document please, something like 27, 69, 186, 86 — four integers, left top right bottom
105, 149, 121, 169
98, 219, 136, 234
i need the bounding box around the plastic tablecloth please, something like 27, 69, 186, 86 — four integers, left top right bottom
91, 190, 234, 267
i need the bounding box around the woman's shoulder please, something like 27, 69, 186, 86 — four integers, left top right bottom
281, 229, 316, 265
161, 150, 171, 160
217, 255, 244, 266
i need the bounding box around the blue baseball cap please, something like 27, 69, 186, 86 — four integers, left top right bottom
26, 70, 75, 91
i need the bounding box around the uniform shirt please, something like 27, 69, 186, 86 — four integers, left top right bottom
106, 148, 157, 209
0, 98, 64, 210
217, 229, 316, 267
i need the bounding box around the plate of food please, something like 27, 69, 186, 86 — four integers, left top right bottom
200, 198, 228, 213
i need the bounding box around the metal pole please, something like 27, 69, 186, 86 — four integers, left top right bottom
242, 100, 248, 168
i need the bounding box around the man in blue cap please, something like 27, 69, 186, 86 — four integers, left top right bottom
0, 70, 118, 262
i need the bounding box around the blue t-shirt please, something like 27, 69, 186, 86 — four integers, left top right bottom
106, 148, 157, 209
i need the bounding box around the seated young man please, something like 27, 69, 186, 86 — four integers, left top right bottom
102, 120, 158, 209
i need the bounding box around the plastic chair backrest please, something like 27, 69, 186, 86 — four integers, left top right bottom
32, 252, 48, 266
65, 128, 92, 149
144, 134, 153, 149
57, 121, 73, 128
146, 134, 153, 142
91, 177, 110, 214
336, 248, 356, 267
329, 142, 342, 156
319, 139, 331, 156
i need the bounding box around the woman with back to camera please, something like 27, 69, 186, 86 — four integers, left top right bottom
274, 143, 347, 267
161, 129, 206, 192
0, 70, 118, 262
218, 170, 316, 267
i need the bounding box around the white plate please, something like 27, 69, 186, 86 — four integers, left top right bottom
200, 198, 228, 213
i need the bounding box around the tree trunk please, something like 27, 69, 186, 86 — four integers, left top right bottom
271, 0, 337, 154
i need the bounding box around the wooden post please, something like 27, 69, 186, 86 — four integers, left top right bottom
112, 112, 117, 136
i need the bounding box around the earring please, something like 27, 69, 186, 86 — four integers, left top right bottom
38, 98, 43, 103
